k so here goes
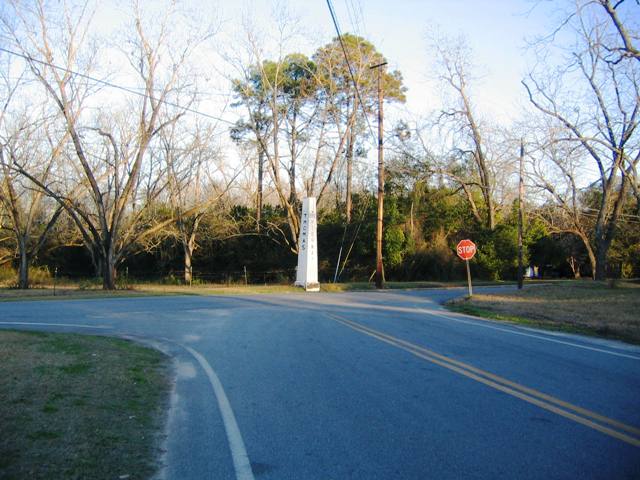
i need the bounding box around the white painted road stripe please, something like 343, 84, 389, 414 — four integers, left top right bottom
0, 321, 112, 329
430, 312, 640, 361
184, 346, 255, 480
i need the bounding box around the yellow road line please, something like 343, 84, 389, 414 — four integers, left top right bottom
335, 315, 640, 437
327, 314, 640, 448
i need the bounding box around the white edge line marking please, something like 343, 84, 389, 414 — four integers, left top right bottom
0, 321, 111, 329
425, 311, 640, 361
184, 346, 254, 480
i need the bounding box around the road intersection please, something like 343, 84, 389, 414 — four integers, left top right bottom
1, 287, 639, 479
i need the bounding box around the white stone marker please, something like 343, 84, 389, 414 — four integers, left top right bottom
295, 197, 320, 292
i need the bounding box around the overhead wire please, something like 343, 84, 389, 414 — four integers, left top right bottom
324, 0, 378, 147
325, 0, 385, 281
0, 47, 236, 127
344, 0, 366, 39
344, 0, 360, 38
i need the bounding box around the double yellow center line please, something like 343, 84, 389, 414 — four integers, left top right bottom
326, 313, 640, 448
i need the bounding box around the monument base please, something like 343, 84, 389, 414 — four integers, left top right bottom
295, 281, 320, 292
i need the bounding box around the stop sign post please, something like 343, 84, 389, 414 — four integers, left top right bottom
457, 239, 477, 297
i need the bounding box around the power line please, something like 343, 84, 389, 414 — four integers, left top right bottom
344, 0, 360, 38
0, 47, 236, 127
344, 0, 368, 43
324, 0, 378, 146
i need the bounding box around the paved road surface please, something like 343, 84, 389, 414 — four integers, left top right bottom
1, 287, 639, 479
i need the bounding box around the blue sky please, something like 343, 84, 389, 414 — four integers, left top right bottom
211, 0, 562, 123
87, 0, 564, 126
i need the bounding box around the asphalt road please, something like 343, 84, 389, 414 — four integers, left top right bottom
1, 287, 639, 479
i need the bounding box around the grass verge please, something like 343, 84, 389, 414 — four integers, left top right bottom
0, 331, 170, 479
0, 280, 514, 301
447, 280, 640, 344
321, 280, 514, 292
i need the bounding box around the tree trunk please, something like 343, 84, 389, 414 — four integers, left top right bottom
487, 196, 496, 230
257, 148, 264, 231
183, 233, 197, 286
184, 244, 193, 286
592, 180, 627, 281
181, 216, 200, 286
409, 200, 414, 238
594, 238, 610, 281
288, 109, 298, 206
574, 230, 597, 280
102, 252, 117, 290
568, 257, 581, 279
18, 238, 29, 290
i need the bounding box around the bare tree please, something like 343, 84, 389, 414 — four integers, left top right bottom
597, 0, 640, 63
0, 61, 64, 288
3, 0, 213, 288
0, 118, 65, 288
427, 33, 501, 230
527, 123, 599, 274
523, 0, 640, 279
161, 119, 238, 284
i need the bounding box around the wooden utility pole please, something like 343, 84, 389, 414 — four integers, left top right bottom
518, 139, 525, 290
370, 61, 387, 289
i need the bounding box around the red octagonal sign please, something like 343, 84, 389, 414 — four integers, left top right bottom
457, 239, 477, 261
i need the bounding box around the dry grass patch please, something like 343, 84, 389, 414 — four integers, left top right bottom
448, 281, 640, 344
0, 283, 305, 301
0, 280, 515, 301
0, 331, 170, 479
0, 286, 151, 301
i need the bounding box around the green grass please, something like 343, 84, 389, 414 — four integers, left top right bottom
0, 331, 170, 480
447, 280, 640, 344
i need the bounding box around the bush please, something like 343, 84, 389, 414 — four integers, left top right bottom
162, 274, 181, 285
394, 245, 460, 281
473, 224, 519, 280
384, 225, 406, 267
0, 266, 15, 286
29, 266, 52, 286
78, 278, 101, 290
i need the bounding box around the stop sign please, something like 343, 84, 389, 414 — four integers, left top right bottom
457, 239, 477, 260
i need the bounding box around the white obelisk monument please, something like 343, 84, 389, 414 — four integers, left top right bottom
295, 197, 320, 292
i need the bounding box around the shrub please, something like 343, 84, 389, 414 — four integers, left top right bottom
395, 245, 460, 281
28, 266, 52, 286
162, 274, 181, 285
78, 278, 101, 290
0, 266, 16, 286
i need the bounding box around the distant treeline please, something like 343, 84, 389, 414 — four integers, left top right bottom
5, 182, 638, 286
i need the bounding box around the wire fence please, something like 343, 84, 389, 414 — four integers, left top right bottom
0, 264, 378, 289
6, 258, 629, 289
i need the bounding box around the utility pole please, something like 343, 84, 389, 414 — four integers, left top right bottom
518, 138, 525, 290
370, 61, 387, 289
